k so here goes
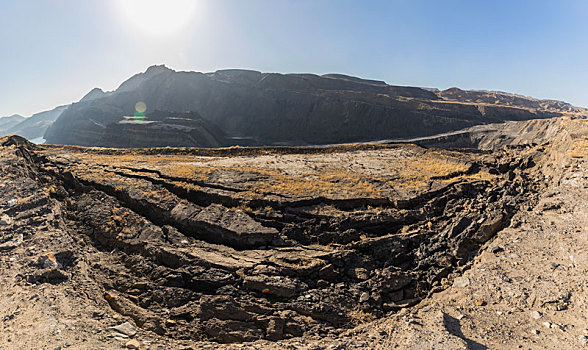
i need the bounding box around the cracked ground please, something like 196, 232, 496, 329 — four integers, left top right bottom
0, 117, 585, 349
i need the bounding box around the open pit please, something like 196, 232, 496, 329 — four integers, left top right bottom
0, 132, 549, 347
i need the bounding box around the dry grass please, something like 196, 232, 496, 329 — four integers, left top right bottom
253, 169, 383, 198
568, 136, 588, 158
395, 152, 471, 189
41, 142, 397, 158
69, 153, 215, 180
445, 170, 497, 184
160, 163, 212, 180
49, 144, 500, 203
347, 307, 377, 326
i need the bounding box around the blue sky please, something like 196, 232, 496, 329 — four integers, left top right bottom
1, 0, 588, 116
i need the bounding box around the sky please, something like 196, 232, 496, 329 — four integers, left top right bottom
1, 0, 588, 117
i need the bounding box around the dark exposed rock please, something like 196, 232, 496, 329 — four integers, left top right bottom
27, 268, 68, 284
98, 111, 227, 148
242, 275, 304, 298
44, 66, 572, 148
0, 133, 545, 344
473, 213, 505, 243
439, 87, 583, 113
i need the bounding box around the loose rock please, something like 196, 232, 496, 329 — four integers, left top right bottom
125, 339, 140, 349
108, 322, 138, 337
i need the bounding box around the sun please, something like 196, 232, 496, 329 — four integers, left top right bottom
117, 0, 198, 37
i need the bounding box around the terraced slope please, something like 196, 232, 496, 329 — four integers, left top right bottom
44, 66, 582, 148
0, 125, 550, 348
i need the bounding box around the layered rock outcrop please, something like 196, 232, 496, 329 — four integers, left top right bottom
44, 66, 582, 147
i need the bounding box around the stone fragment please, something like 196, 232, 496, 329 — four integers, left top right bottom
383, 298, 421, 311
348, 267, 369, 280
452, 277, 470, 288
0, 234, 23, 251
0, 214, 12, 225
369, 268, 412, 292
473, 213, 505, 243
359, 292, 370, 303
530, 311, 542, 320
108, 322, 138, 337
38, 253, 60, 269
27, 268, 68, 284
125, 339, 140, 349
491, 246, 504, 254
266, 318, 285, 340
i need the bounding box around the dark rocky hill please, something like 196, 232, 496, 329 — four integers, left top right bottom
44, 65, 587, 147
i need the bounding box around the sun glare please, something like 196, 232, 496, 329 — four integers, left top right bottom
117, 0, 198, 37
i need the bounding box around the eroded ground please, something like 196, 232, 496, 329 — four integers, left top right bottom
0, 117, 585, 349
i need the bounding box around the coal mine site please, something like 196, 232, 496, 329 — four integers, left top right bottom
4, 4, 588, 348
0, 117, 561, 348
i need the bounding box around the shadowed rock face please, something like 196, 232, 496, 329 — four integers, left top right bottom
44, 65, 579, 148
98, 111, 227, 148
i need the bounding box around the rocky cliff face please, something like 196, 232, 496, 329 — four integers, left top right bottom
439, 87, 584, 113
44, 65, 585, 147
98, 111, 227, 148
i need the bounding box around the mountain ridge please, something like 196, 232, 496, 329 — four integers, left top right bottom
0, 105, 68, 140
0, 114, 25, 134
43, 65, 588, 147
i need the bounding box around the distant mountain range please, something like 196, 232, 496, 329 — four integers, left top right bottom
0, 114, 25, 133
0, 106, 67, 141
10, 65, 588, 147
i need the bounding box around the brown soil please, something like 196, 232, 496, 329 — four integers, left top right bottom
0, 117, 586, 349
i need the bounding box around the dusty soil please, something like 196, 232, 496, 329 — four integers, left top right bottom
0, 117, 585, 349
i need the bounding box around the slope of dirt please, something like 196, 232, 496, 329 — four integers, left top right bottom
234, 116, 588, 350
0, 116, 585, 349
393, 117, 579, 151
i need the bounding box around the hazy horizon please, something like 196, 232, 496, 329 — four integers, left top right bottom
2, 0, 588, 117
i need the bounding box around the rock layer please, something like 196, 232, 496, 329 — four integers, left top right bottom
44, 66, 584, 148
0, 124, 547, 345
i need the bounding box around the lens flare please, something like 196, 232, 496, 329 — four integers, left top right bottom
135, 101, 147, 113
134, 101, 146, 123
